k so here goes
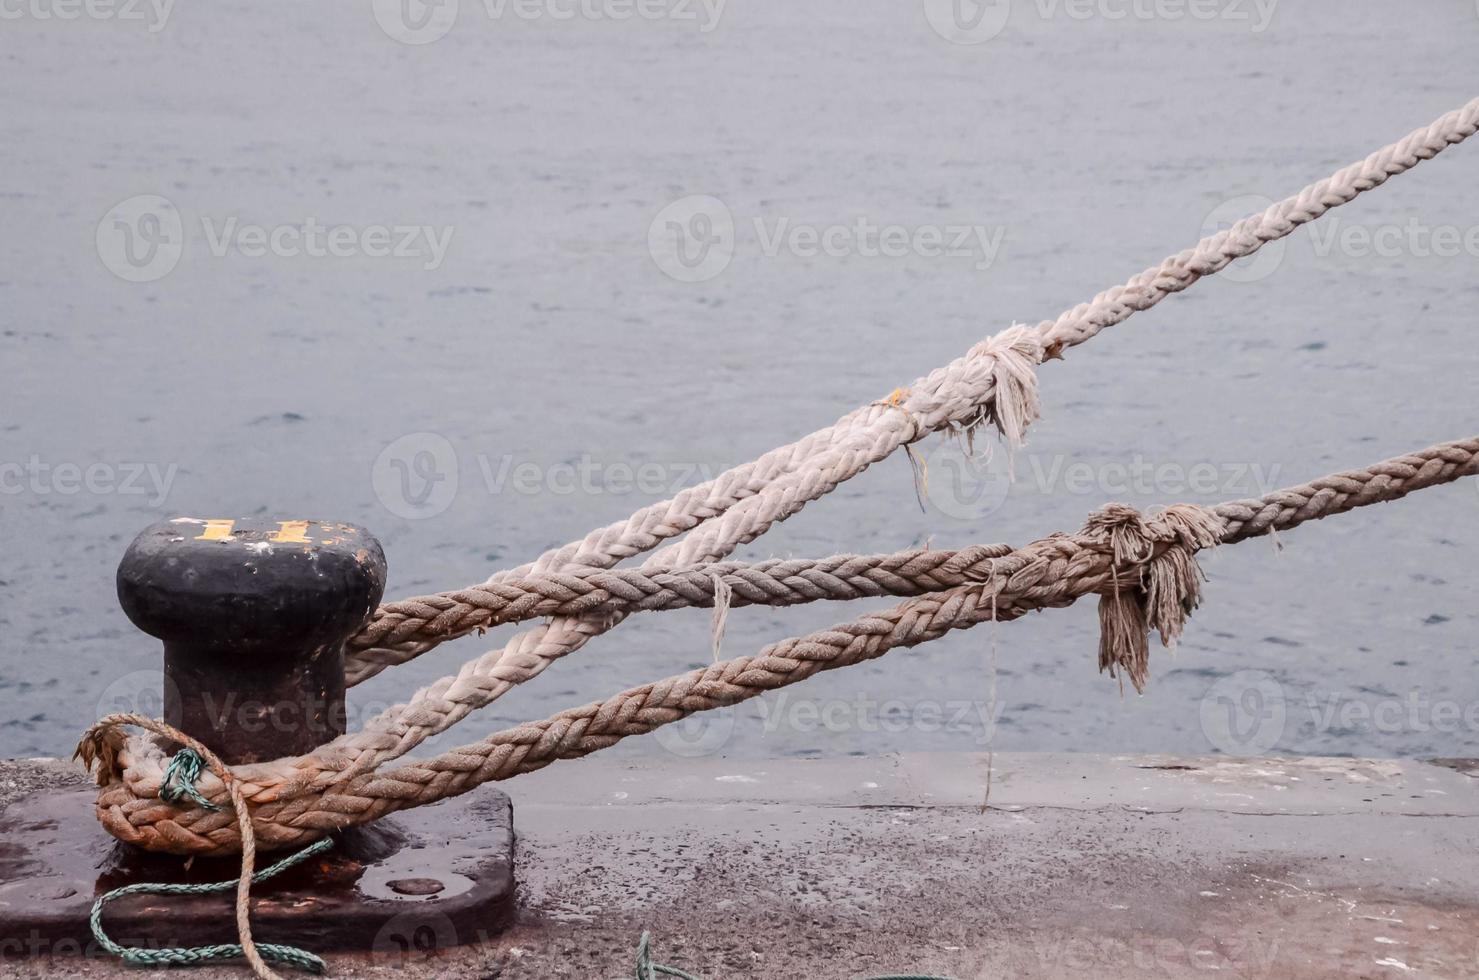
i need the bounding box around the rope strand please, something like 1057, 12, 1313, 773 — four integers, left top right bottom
78, 435, 1479, 855
296, 96, 1479, 799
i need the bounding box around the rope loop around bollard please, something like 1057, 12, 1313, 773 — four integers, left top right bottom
77, 715, 333, 980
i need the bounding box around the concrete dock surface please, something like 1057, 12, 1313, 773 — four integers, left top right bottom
3, 752, 1477, 979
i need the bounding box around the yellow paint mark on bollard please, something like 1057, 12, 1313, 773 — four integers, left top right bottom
196, 520, 236, 541
269, 521, 312, 544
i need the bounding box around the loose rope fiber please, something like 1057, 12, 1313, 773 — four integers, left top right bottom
78, 436, 1479, 855
303, 96, 1479, 795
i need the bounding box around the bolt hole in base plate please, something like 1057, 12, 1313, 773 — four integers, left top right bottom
0, 784, 515, 958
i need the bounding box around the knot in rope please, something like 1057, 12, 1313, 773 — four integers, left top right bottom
1082, 503, 1226, 693
160, 747, 222, 811
967, 324, 1045, 451
78, 714, 332, 980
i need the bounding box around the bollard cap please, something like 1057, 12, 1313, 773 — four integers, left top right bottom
118, 518, 387, 654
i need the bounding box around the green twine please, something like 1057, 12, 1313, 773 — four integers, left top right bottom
91, 747, 333, 973
634, 931, 956, 980
158, 746, 221, 811
635, 931, 705, 979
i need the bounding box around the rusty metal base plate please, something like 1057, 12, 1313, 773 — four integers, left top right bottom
0, 784, 515, 958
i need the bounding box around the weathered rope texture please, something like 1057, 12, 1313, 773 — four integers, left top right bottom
343, 95, 1479, 691
309, 97, 1479, 795
290, 96, 1479, 828
79, 436, 1479, 855
75, 716, 298, 980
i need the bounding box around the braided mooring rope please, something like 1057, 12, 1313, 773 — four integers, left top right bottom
79, 436, 1479, 856
61, 89, 1479, 980
321, 95, 1479, 792
70, 96, 1479, 862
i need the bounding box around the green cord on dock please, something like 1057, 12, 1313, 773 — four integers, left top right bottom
635, 931, 957, 980
91, 747, 333, 974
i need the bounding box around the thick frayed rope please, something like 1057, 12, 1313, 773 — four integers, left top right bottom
345, 97, 1479, 689
214, 97, 1479, 840
76, 715, 313, 980
1084, 503, 1224, 693
246, 97, 1479, 817
83, 437, 1479, 856
970, 324, 1042, 454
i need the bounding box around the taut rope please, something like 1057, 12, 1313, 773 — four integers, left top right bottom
73, 97, 1479, 855
71, 96, 1479, 980
319, 96, 1479, 790
81, 436, 1479, 855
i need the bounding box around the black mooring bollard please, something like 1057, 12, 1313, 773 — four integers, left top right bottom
116, 519, 387, 764
0, 516, 515, 956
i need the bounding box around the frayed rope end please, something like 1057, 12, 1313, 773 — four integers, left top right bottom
710, 573, 733, 662
74, 723, 128, 788
972, 324, 1045, 455
1086, 503, 1225, 694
